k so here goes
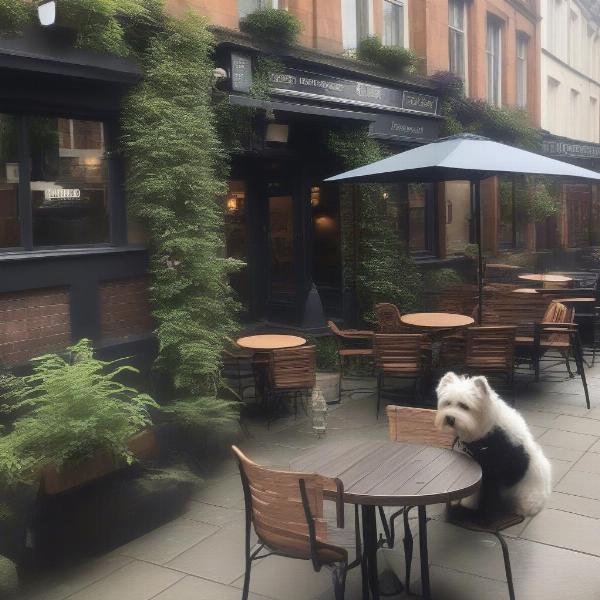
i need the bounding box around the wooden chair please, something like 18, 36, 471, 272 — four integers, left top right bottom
327, 321, 373, 404
382, 406, 522, 600
232, 446, 361, 600
464, 326, 517, 386
373, 334, 426, 418
268, 345, 316, 419
374, 303, 406, 333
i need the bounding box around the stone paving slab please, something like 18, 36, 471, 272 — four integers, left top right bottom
6, 364, 600, 600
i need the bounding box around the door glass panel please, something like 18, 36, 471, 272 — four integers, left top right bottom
269, 195, 295, 297
0, 114, 20, 247
30, 117, 109, 246
225, 180, 249, 305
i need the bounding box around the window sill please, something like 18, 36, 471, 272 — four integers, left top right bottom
0, 245, 147, 262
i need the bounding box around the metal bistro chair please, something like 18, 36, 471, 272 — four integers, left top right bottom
464, 326, 517, 398
327, 321, 373, 404
267, 345, 316, 420
232, 446, 362, 600
373, 333, 426, 418
381, 406, 523, 600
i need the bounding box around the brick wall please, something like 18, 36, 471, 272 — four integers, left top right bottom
0, 288, 71, 366
99, 277, 154, 341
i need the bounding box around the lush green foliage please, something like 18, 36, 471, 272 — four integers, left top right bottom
328, 127, 422, 324
357, 36, 419, 75
431, 71, 541, 150
305, 335, 339, 371
239, 7, 302, 46
423, 268, 463, 290
0, 340, 157, 488
122, 13, 242, 402
0, 0, 34, 34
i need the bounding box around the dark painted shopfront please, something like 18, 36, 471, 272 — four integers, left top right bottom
216, 35, 442, 329
0, 30, 154, 368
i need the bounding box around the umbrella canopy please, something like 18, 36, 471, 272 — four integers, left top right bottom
325, 134, 600, 184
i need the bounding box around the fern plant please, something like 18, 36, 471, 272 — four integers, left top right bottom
0, 339, 157, 488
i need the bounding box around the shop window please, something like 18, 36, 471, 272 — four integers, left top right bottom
30, 117, 109, 246
0, 114, 20, 248
516, 33, 528, 109
342, 0, 370, 50
383, 0, 404, 47
0, 114, 111, 251
486, 16, 502, 107
445, 181, 472, 255
408, 184, 436, 256
448, 0, 467, 84
566, 184, 592, 248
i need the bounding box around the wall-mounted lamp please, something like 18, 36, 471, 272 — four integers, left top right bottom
382, 192, 389, 200
38, 1, 56, 26
310, 186, 320, 207
226, 197, 238, 214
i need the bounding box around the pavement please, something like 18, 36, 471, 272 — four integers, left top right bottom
5, 363, 600, 600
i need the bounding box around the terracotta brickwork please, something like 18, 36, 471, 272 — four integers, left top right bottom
0, 288, 71, 366
99, 278, 154, 340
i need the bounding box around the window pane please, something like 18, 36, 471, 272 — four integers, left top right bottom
486, 19, 501, 105
409, 184, 433, 253
342, 0, 358, 49
238, 0, 268, 18
0, 114, 20, 248
516, 35, 528, 108
384, 1, 403, 46
445, 182, 471, 254
30, 117, 109, 247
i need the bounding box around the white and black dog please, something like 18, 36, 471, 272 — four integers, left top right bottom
435, 372, 552, 517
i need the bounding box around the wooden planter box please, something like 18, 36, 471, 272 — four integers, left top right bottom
41, 430, 158, 495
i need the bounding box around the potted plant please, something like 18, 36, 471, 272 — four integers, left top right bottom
239, 8, 303, 46
0, 339, 158, 496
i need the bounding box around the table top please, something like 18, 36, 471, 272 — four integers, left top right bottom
400, 312, 474, 329
518, 273, 573, 283
236, 334, 306, 350
290, 440, 481, 506
513, 288, 539, 294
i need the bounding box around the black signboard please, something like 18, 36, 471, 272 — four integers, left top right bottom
543, 137, 600, 159
231, 52, 253, 93
229, 51, 439, 117
369, 113, 441, 142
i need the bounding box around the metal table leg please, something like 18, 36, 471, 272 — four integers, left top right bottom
362, 505, 379, 599
418, 506, 431, 599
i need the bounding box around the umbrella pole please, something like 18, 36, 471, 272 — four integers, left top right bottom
474, 179, 483, 324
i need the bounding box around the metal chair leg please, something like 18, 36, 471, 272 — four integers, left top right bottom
572, 332, 591, 409
242, 505, 253, 600
376, 373, 382, 419
494, 532, 516, 600
563, 350, 575, 378
403, 507, 414, 596
332, 565, 347, 600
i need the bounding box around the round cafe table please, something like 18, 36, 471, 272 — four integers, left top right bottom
236, 335, 306, 403
400, 312, 474, 330
291, 440, 481, 600
513, 287, 539, 294
236, 334, 306, 350
554, 297, 596, 305
518, 273, 573, 285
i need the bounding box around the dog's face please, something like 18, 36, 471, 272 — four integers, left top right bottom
435, 372, 495, 442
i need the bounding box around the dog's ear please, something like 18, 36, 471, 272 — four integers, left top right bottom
471, 376, 492, 401
437, 371, 460, 393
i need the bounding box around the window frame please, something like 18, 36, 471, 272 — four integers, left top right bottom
516, 32, 528, 109
383, 0, 405, 48
486, 16, 503, 107
342, 0, 371, 50
448, 0, 468, 88
0, 112, 119, 253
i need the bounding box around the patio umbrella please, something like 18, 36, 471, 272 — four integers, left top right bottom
325, 133, 600, 321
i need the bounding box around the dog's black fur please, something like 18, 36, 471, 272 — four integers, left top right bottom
460, 426, 530, 517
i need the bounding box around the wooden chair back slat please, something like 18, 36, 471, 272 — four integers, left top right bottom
374, 334, 425, 373
270, 345, 316, 390
374, 303, 406, 333
386, 406, 455, 448
541, 302, 574, 346
232, 446, 344, 560
465, 326, 516, 370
